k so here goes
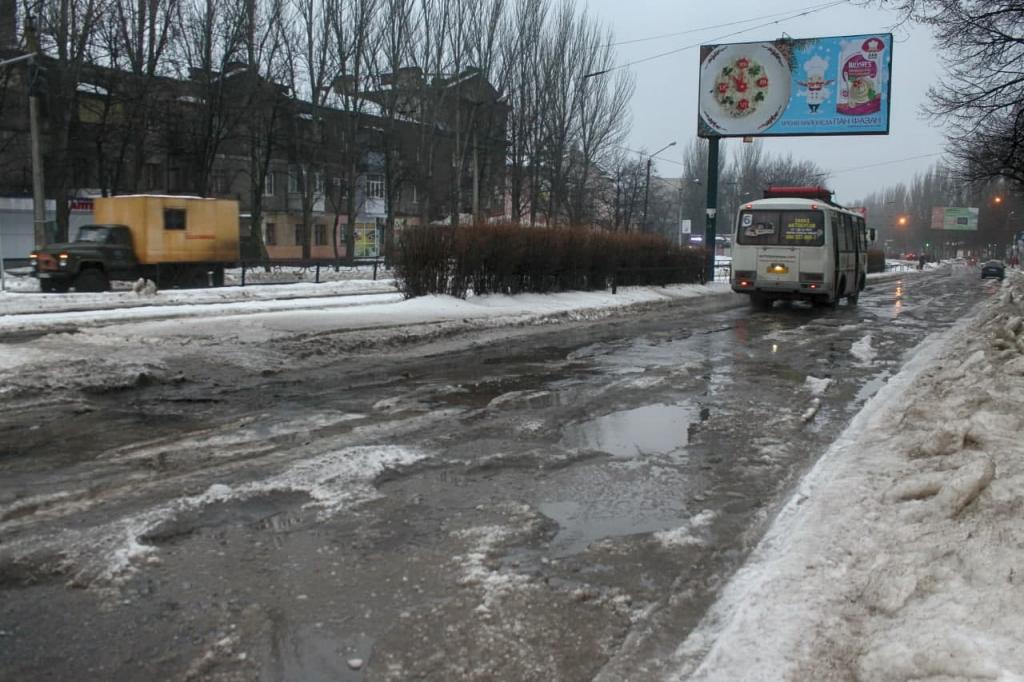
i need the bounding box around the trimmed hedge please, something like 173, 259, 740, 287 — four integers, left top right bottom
394, 224, 706, 299
867, 248, 885, 273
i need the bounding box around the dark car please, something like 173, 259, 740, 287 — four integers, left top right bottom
980, 260, 1005, 280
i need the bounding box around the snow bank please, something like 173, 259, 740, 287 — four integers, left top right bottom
669, 272, 1024, 680
0, 275, 396, 317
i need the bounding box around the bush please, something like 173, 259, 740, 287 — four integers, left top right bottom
867, 248, 885, 273
393, 224, 706, 298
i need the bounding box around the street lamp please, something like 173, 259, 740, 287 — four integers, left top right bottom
642, 141, 677, 233
896, 215, 909, 256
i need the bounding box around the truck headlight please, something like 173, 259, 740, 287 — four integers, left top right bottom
58, 253, 69, 268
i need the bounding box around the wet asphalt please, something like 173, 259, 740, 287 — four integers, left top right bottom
0, 266, 996, 681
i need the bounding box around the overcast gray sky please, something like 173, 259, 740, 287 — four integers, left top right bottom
583, 0, 945, 203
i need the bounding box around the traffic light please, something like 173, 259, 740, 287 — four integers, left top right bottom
28, 60, 48, 97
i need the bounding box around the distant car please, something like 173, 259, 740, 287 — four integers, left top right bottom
980, 260, 1005, 280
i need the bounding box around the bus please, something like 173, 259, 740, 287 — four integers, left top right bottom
730, 186, 871, 309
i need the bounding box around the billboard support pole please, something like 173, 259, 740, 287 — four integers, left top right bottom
704, 136, 720, 284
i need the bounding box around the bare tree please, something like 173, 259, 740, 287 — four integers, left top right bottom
97, 0, 180, 194
870, 1, 1024, 189
368, 0, 416, 261
606, 150, 645, 231
327, 0, 376, 260
27, 0, 110, 237
503, 0, 546, 224
241, 0, 289, 260
171, 0, 250, 196
284, 0, 337, 258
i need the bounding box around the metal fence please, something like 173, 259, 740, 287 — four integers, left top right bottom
236, 258, 387, 286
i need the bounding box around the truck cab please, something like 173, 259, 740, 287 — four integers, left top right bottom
32, 225, 139, 292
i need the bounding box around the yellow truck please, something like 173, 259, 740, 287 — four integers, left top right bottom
31, 195, 240, 292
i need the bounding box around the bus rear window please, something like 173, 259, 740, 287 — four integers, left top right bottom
737, 211, 779, 245
780, 211, 824, 246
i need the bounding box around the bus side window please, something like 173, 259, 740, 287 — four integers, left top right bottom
844, 214, 854, 252
857, 217, 867, 249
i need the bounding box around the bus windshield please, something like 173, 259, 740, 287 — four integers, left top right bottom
737, 210, 824, 247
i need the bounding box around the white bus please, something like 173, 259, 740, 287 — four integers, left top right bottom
730, 187, 871, 309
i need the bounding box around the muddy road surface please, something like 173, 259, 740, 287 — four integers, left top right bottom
0, 267, 993, 681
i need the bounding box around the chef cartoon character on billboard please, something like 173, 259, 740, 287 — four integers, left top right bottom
796, 56, 833, 114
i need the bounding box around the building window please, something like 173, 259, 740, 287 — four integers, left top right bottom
294, 224, 304, 245
164, 208, 186, 230
315, 173, 325, 195
409, 184, 418, 205
265, 223, 276, 245
264, 171, 275, 197
289, 165, 301, 193
314, 224, 327, 246
366, 174, 385, 200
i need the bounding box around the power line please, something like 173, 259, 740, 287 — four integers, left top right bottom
586, 1, 845, 78
815, 153, 944, 178
609, 1, 845, 47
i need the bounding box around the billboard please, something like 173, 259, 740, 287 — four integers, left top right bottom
698, 34, 892, 138
931, 207, 979, 231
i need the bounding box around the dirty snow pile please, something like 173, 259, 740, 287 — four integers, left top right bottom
671, 272, 1024, 681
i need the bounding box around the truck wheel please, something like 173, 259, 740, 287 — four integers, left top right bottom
212, 266, 225, 287
39, 279, 55, 293
74, 269, 110, 293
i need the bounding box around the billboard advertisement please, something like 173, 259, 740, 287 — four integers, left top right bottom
697, 34, 893, 138
930, 207, 979, 231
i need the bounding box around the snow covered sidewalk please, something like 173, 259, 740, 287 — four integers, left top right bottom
0, 274, 397, 317
670, 272, 1024, 681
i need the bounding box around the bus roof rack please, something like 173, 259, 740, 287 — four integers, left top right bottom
762, 186, 835, 202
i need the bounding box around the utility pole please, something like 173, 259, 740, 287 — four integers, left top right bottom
642, 141, 676, 233
472, 130, 479, 223
24, 16, 46, 247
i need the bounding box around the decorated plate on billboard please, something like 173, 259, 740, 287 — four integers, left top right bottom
698, 43, 792, 136
697, 33, 893, 138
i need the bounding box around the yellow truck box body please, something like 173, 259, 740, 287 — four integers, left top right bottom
93, 195, 240, 265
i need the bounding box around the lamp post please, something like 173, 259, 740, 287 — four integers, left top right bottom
642, 141, 676, 233
896, 215, 909, 257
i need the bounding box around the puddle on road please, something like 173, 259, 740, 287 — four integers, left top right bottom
141, 491, 311, 545
560, 402, 699, 458
542, 401, 707, 556
537, 457, 708, 557
269, 622, 373, 682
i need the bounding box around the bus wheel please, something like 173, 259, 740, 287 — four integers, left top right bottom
750, 293, 773, 310
814, 294, 837, 309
